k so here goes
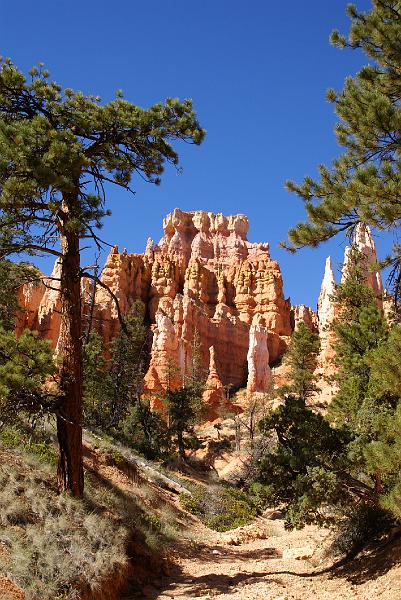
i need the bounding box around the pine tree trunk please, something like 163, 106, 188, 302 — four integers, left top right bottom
56, 214, 84, 497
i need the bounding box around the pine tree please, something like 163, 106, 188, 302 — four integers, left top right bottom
255, 271, 401, 537
0, 59, 204, 495
0, 327, 56, 426
164, 332, 206, 459
284, 1, 401, 305
82, 331, 112, 428
0, 258, 56, 427
279, 322, 320, 402
108, 301, 147, 428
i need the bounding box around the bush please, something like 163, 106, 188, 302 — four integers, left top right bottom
180, 483, 258, 532
0, 424, 57, 465
329, 505, 393, 558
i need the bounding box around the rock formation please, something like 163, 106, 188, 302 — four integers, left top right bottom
18, 209, 292, 414
317, 256, 337, 369
16, 208, 390, 415
247, 324, 271, 393
292, 304, 318, 332
202, 346, 240, 421
314, 224, 384, 403
342, 222, 384, 302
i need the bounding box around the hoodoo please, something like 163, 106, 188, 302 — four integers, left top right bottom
17, 209, 293, 398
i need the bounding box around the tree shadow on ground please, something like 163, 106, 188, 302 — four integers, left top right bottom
326, 535, 401, 585
124, 569, 283, 599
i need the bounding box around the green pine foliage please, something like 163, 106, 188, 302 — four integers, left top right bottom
279, 322, 320, 401
255, 268, 401, 542
284, 1, 401, 303
108, 301, 147, 427
0, 58, 205, 259
164, 333, 206, 459
0, 258, 56, 427
0, 326, 56, 426
0, 58, 205, 494
83, 302, 146, 427
82, 331, 112, 428
82, 302, 170, 458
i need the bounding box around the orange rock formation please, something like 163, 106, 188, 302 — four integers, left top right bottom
17, 209, 292, 409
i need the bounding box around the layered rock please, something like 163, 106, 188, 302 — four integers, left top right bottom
315, 224, 384, 402
18, 209, 291, 412
292, 304, 318, 332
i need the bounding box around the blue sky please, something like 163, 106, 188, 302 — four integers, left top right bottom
2, 0, 387, 309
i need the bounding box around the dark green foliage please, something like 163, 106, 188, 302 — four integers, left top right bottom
164, 333, 206, 458
255, 269, 401, 540
284, 1, 401, 303
329, 505, 393, 558
82, 331, 112, 428
119, 400, 170, 460
83, 303, 171, 458
108, 301, 147, 427
83, 303, 146, 424
0, 326, 56, 426
257, 396, 348, 528
165, 386, 202, 458
280, 322, 320, 401
329, 274, 389, 426
0, 58, 205, 257
0, 58, 204, 494
180, 484, 258, 531
0, 258, 56, 428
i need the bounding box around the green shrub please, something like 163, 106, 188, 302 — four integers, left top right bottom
0, 424, 57, 465
180, 484, 258, 532
328, 505, 393, 558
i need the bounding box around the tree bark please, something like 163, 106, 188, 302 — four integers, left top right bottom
56, 209, 84, 497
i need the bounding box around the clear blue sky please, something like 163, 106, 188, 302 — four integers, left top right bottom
2, 0, 387, 309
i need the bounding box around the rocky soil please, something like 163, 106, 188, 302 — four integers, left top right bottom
124, 512, 401, 600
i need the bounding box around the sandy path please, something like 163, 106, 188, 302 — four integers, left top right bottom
124, 515, 401, 600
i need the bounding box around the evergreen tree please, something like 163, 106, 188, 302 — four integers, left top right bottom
0, 258, 56, 428
0, 327, 56, 426
108, 301, 147, 428
82, 331, 112, 429
0, 59, 204, 495
164, 333, 206, 459
284, 1, 401, 304
255, 273, 401, 536
279, 322, 320, 402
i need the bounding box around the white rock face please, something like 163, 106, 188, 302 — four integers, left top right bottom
318, 256, 337, 332
342, 223, 383, 301
247, 324, 271, 393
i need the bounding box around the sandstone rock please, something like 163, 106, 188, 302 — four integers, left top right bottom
202, 346, 241, 421
342, 222, 383, 302
247, 324, 271, 393
292, 304, 318, 332
282, 546, 314, 560
17, 209, 293, 418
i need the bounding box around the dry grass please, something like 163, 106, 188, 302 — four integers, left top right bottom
0, 425, 195, 599
0, 456, 128, 600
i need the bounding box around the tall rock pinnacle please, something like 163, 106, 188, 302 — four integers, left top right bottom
342, 223, 383, 300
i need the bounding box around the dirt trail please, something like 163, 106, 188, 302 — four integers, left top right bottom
123, 514, 401, 600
